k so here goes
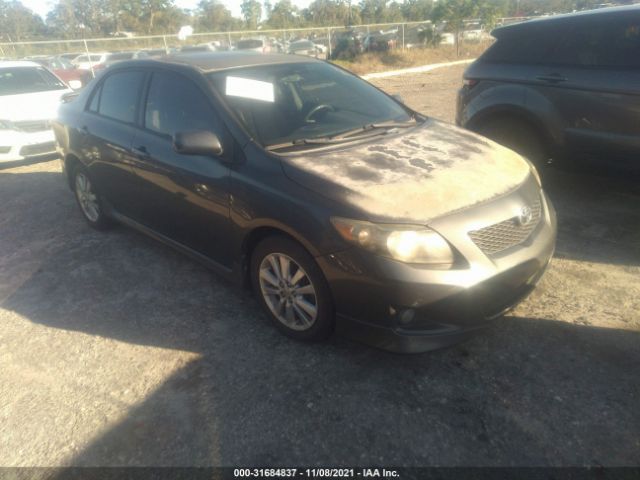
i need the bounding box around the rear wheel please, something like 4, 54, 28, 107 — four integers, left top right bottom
475, 117, 549, 168
251, 236, 334, 341
72, 165, 112, 230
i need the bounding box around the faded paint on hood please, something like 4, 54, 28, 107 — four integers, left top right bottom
281, 119, 531, 223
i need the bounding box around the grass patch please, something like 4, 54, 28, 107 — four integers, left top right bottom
333, 42, 492, 75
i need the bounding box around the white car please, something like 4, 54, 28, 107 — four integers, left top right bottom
70, 53, 109, 70
0, 61, 72, 164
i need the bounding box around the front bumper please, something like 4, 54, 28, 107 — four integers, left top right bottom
317, 177, 557, 353
0, 129, 58, 164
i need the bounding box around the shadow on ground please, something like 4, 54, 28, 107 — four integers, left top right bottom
0, 164, 639, 466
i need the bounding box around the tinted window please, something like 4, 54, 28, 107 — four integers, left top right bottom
0, 67, 67, 95
97, 70, 145, 123
144, 71, 218, 137
482, 25, 557, 64
551, 18, 640, 68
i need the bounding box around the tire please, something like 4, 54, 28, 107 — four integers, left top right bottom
71, 164, 112, 231
476, 117, 549, 168
250, 235, 335, 342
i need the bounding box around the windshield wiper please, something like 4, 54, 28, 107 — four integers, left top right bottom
332, 119, 418, 140
265, 119, 419, 152
265, 136, 358, 152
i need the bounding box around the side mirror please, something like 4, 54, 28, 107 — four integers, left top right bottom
173, 130, 223, 157
392, 94, 404, 104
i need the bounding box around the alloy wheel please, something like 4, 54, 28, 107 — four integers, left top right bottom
75, 172, 100, 222
258, 253, 318, 331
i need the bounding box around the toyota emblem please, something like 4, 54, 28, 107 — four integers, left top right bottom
518, 206, 533, 226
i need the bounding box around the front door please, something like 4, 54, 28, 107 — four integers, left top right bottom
127, 70, 233, 267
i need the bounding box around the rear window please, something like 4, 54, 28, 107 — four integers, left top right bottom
0, 67, 67, 95
237, 39, 263, 49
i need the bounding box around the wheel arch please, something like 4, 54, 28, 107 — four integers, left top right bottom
239, 224, 321, 287
64, 153, 82, 190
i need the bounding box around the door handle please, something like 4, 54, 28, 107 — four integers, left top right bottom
536, 73, 567, 83
132, 146, 150, 159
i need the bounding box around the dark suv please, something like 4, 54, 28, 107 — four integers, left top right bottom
457, 5, 640, 168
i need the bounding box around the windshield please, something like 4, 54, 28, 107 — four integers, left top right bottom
0, 67, 67, 96
207, 62, 412, 148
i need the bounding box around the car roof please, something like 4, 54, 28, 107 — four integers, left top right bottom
0, 60, 42, 69
493, 4, 640, 37
112, 51, 320, 73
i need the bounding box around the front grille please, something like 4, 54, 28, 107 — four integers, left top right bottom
19, 141, 56, 157
14, 120, 50, 133
469, 198, 542, 256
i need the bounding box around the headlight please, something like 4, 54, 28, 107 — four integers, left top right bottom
0, 120, 14, 131
331, 217, 454, 265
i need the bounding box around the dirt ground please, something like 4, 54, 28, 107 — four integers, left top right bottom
0, 64, 639, 467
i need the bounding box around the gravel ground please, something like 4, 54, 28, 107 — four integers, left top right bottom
0, 64, 639, 467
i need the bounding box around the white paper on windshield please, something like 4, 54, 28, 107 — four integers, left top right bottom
225, 76, 274, 103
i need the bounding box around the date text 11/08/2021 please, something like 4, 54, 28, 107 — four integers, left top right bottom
233, 468, 400, 478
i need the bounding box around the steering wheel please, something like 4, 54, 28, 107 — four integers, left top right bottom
304, 104, 335, 123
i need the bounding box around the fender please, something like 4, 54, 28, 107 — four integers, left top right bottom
464, 83, 564, 153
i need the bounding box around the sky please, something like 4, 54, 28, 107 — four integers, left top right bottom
19, 0, 314, 21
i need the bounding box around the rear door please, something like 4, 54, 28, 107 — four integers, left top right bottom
127, 69, 233, 266
79, 69, 146, 215
538, 14, 640, 164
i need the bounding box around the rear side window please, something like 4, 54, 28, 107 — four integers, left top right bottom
551, 18, 640, 68
144, 71, 219, 137
96, 70, 145, 123
482, 25, 557, 64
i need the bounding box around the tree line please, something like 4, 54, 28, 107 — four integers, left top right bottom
0, 0, 618, 42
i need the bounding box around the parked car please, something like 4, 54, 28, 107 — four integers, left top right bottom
457, 5, 640, 168
235, 38, 273, 53
288, 40, 324, 58
180, 43, 218, 54
92, 51, 149, 72
363, 32, 398, 51
0, 61, 72, 164
59, 52, 83, 61
53, 53, 556, 353
30, 56, 92, 89
135, 48, 169, 58
71, 53, 109, 70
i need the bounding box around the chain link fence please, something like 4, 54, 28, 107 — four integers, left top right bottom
0, 17, 535, 73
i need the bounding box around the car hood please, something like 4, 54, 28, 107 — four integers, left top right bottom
0, 89, 71, 122
280, 119, 531, 223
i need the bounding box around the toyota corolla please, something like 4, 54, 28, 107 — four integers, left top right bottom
53, 52, 556, 353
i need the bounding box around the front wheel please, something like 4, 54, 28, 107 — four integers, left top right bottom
72, 165, 112, 230
251, 236, 335, 341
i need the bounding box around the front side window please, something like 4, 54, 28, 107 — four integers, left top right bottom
144, 71, 219, 137
96, 70, 145, 123
207, 62, 412, 147
0, 67, 67, 96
